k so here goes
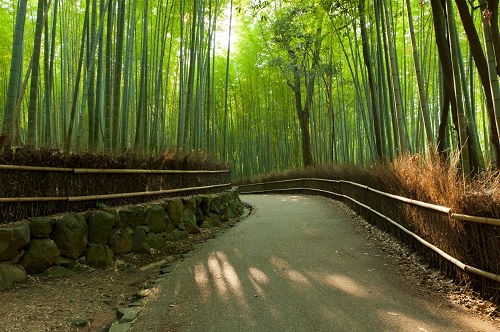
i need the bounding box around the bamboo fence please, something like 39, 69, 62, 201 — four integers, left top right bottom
238, 178, 500, 291
0, 164, 232, 222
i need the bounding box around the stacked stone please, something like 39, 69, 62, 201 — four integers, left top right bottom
0, 189, 244, 290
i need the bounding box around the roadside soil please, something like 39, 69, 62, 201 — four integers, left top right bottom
337, 201, 499, 321
0, 198, 498, 331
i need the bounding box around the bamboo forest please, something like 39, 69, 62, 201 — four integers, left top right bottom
1, 0, 500, 179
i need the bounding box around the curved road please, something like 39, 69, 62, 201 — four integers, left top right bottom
132, 194, 499, 331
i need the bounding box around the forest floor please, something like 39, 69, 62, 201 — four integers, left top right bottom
0, 198, 498, 331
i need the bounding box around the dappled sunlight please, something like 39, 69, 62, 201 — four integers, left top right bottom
207, 252, 230, 299
248, 266, 270, 297
279, 195, 304, 202
216, 251, 243, 297
248, 266, 269, 284
193, 263, 211, 300
314, 273, 370, 298
193, 251, 257, 326
270, 256, 311, 287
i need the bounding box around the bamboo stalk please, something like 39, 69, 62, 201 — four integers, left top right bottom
241, 185, 500, 282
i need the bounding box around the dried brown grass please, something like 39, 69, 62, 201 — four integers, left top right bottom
237, 152, 500, 218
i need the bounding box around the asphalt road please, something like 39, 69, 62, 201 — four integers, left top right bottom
131, 194, 499, 332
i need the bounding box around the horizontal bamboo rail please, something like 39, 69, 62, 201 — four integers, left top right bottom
73, 168, 230, 174
239, 178, 498, 225
0, 183, 232, 203
0, 164, 230, 174
239, 182, 500, 283
0, 164, 73, 172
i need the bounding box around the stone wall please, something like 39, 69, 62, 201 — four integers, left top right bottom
0, 188, 244, 290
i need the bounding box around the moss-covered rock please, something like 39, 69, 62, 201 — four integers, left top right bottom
52, 213, 88, 259
165, 199, 184, 226
108, 228, 133, 254
200, 196, 212, 215
43, 266, 76, 278
201, 213, 221, 228
21, 239, 60, 274
86, 244, 114, 267
87, 211, 115, 244
145, 205, 169, 233
0, 263, 26, 290
166, 229, 188, 242
119, 205, 146, 227
29, 217, 55, 238
182, 197, 197, 213
210, 196, 223, 214
182, 209, 200, 234
145, 233, 170, 250
0, 224, 30, 261
132, 226, 150, 253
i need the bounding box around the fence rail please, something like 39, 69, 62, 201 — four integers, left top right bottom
0, 165, 231, 223
0, 164, 230, 174
239, 178, 499, 225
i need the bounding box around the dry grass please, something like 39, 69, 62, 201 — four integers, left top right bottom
236, 152, 500, 217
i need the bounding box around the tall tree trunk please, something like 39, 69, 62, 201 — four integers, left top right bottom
112, 0, 125, 151
359, 0, 383, 160
87, 0, 97, 150
480, 0, 500, 167
406, 0, 433, 146
1, 0, 28, 148
104, 0, 114, 152
27, 0, 46, 146
455, 0, 500, 166
430, 0, 460, 154
382, 0, 407, 154
135, 0, 149, 152
65, 0, 89, 151
222, 0, 233, 161
445, 0, 471, 177
120, 0, 136, 150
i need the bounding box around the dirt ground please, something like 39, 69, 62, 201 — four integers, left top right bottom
0, 200, 498, 332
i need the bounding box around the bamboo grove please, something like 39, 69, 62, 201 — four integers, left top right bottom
1, 0, 500, 179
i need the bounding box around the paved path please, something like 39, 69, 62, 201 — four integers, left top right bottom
132, 195, 499, 331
